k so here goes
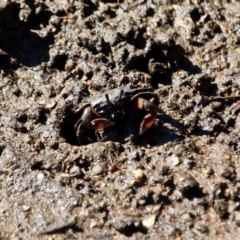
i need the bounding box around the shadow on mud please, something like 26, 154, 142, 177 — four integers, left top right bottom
0, 3, 52, 71
0, 29, 50, 68
125, 42, 201, 88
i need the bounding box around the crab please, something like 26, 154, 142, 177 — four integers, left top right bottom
74, 86, 158, 144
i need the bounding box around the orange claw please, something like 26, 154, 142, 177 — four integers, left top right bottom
134, 98, 157, 135
87, 118, 114, 129
78, 106, 114, 130
139, 113, 156, 135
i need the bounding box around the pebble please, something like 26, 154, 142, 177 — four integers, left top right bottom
224, 154, 231, 160
134, 169, 144, 183
22, 205, 31, 212
167, 155, 180, 166
92, 163, 107, 176
69, 165, 81, 177
37, 173, 44, 180
46, 99, 57, 109
142, 214, 156, 228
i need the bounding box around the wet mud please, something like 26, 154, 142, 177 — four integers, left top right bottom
0, 0, 240, 239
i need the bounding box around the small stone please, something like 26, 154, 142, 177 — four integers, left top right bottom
99, 2, 108, 13
94, 181, 101, 187
167, 155, 180, 166
92, 163, 107, 176
45, 99, 57, 109
224, 154, 231, 160
37, 173, 44, 180
108, 164, 118, 173
134, 169, 144, 183
22, 205, 30, 212
69, 165, 81, 177
179, 177, 184, 182
65, 59, 75, 72
142, 214, 156, 228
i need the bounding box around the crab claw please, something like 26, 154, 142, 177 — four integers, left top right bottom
133, 98, 157, 135
74, 106, 114, 144
87, 118, 114, 129
80, 106, 114, 130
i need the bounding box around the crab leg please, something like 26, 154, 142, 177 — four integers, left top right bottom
133, 98, 157, 135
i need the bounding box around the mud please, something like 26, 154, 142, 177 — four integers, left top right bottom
0, 0, 240, 239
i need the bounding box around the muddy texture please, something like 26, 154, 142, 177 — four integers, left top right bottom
0, 0, 240, 239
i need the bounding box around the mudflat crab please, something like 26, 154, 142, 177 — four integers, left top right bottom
74, 86, 158, 144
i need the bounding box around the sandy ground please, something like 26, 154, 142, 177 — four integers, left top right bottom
0, 0, 240, 239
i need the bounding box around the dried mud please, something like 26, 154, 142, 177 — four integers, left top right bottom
0, 0, 240, 239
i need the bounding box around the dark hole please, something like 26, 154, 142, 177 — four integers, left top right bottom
52, 54, 68, 71
213, 125, 230, 136
61, 124, 79, 145
27, 10, 52, 30
60, 107, 79, 146
135, 34, 147, 50
38, 109, 47, 124
16, 114, 28, 123
104, 8, 116, 18
146, 8, 155, 17
43, 33, 55, 46
0, 54, 11, 72
82, 1, 97, 17
126, 54, 149, 73
18, 126, 28, 134
0, 145, 6, 156
183, 187, 205, 200
51, 142, 59, 150
31, 161, 43, 170
193, 27, 200, 35
13, 89, 22, 97
190, 8, 201, 22
228, 118, 235, 128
